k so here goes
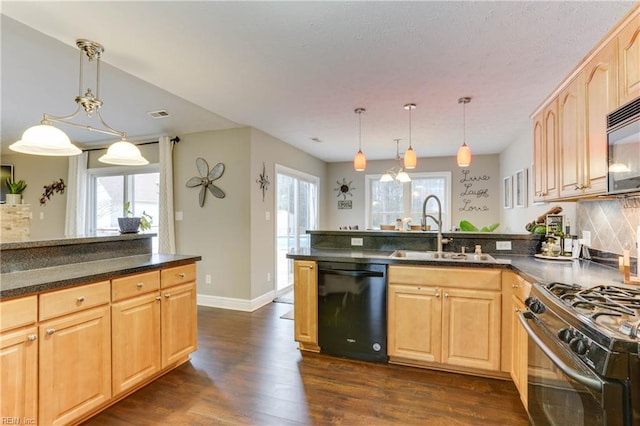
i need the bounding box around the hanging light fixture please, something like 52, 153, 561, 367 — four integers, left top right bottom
403, 103, 417, 169
381, 139, 411, 183
353, 108, 367, 171
456, 97, 472, 167
10, 39, 148, 166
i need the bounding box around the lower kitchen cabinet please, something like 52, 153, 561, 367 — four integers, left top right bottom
39, 304, 112, 426
161, 281, 197, 366
112, 291, 162, 395
293, 260, 319, 352
0, 295, 38, 423
507, 272, 531, 409
388, 266, 502, 372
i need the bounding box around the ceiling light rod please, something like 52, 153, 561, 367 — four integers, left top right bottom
404, 103, 416, 146
403, 103, 417, 169
458, 97, 470, 142
457, 96, 472, 167
353, 107, 367, 171
39, 39, 127, 140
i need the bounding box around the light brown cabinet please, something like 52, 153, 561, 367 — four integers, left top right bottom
161, 281, 197, 366
293, 260, 319, 352
388, 266, 502, 372
39, 303, 112, 426
0, 295, 38, 423
559, 41, 616, 198
112, 271, 162, 396
507, 273, 531, 410
533, 100, 559, 202
618, 12, 640, 106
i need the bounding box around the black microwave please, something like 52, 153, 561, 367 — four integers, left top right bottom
607, 96, 640, 195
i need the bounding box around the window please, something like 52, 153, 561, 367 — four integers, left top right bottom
88, 165, 160, 251
365, 172, 451, 230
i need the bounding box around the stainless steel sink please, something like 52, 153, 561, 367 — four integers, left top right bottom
390, 250, 496, 263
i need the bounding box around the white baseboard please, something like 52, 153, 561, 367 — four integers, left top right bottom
197, 290, 275, 312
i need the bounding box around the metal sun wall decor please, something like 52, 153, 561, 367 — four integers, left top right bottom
186, 157, 226, 207
334, 178, 355, 200
256, 162, 270, 201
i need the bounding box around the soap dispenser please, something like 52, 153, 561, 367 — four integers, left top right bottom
474, 245, 482, 260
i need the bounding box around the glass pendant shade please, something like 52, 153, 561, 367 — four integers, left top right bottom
380, 173, 394, 182
457, 142, 472, 167
10, 124, 82, 156
397, 171, 411, 183
404, 146, 417, 169
99, 140, 149, 166
353, 149, 367, 171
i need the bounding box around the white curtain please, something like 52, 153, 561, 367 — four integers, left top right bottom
159, 136, 176, 254
64, 151, 88, 237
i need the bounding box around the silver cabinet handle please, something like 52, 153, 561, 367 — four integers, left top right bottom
435, 292, 440, 298
46, 329, 56, 335
444, 293, 449, 298
156, 296, 162, 302
27, 334, 37, 341
178, 273, 186, 278
137, 282, 144, 288
164, 293, 171, 298
76, 296, 85, 302
512, 284, 519, 289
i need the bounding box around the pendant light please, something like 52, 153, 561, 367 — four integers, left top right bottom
10, 39, 148, 165
403, 103, 417, 169
353, 108, 367, 171
456, 97, 472, 167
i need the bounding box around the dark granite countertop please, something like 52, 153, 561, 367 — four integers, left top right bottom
1, 232, 156, 250
286, 248, 625, 288
0, 253, 201, 299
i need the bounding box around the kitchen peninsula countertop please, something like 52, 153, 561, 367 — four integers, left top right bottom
287, 248, 626, 288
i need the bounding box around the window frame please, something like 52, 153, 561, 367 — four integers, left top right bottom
364, 172, 452, 230
86, 164, 160, 235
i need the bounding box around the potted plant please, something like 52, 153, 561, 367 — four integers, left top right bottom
5, 178, 27, 205
118, 201, 152, 233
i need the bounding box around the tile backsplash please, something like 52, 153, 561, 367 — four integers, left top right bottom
576, 197, 639, 258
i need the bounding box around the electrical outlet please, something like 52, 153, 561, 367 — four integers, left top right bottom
267, 272, 271, 282
175, 211, 183, 221
265, 211, 271, 221
582, 231, 591, 246
496, 241, 512, 250
351, 237, 363, 247
205, 274, 212, 285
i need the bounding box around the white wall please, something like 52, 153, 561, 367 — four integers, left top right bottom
326, 154, 503, 232
499, 131, 575, 234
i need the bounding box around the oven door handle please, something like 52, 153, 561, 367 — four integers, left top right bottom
319, 269, 384, 278
518, 311, 603, 392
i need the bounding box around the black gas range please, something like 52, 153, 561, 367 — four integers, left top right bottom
521, 282, 640, 425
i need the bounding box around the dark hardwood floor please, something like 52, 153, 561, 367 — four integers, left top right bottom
83, 303, 529, 425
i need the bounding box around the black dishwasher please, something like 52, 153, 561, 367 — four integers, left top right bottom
317, 262, 387, 363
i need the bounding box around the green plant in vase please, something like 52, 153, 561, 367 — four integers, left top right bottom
5, 178, 27, 204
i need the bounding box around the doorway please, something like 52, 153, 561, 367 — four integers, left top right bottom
275, 165, 318, 297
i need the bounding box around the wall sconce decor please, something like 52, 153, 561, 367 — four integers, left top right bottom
186, 158, 226, 207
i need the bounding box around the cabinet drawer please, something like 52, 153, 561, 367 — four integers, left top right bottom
161, 264, 196, 289
39, 281, 111, 321
388, 266, 501, 290
0, 295, 37, 332
513, 275, 532, 303
112, 270, 160, 302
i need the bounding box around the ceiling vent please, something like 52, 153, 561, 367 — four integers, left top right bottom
147, 110, 170, 119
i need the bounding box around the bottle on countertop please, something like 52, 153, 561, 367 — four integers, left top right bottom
563, 219, 573, 256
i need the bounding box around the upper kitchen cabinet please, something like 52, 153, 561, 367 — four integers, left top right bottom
559, 40, 617, 199
533, 100, 559, 202
618, 12, 640, 106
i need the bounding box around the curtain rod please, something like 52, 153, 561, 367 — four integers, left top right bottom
81, 136, 180, 152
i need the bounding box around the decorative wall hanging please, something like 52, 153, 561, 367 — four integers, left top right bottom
186, 158, 226, 207
334, 178, 355, 200
40, 178, 66, 205
256, 162, 270, 201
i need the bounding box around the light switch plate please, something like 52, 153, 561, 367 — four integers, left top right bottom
175, 211, 183, 221
496, 241, 512, 250
351, 237, 363, 246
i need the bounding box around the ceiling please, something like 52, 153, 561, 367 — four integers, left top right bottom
1, 1, 635, 162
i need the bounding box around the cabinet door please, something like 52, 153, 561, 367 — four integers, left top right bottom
559, 75, 585, 198
161, 282, 197, 367
511, 295, 528, 410
112, 292, 161, 395
388, 284, 441, 363
39, 305, 111, 426
441, 288, 501, 371
293, 260, 319, 351
533, 100, 559, 202
0, 326, 38, 423
618, 12, 640, 105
